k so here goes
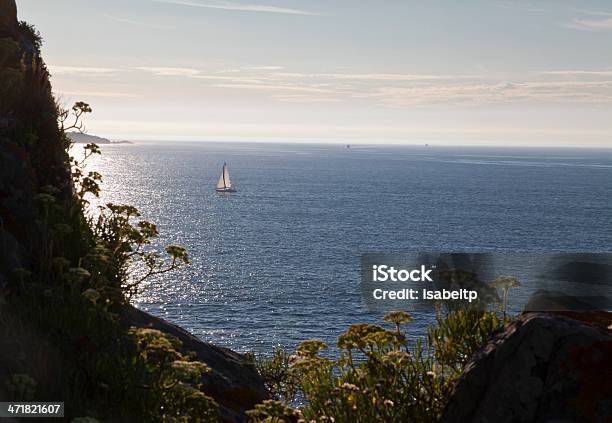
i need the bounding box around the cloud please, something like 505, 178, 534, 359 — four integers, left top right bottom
495, 1, 548, 13
50, 63, 612, 108
131, 66, 202, 77
538, 69, 612, 77
565, 16, 612, 31
362, 80, 612, 107
153, 0, 321, 15
132, 66, 269, 84
273, 72, 451, 81
59, 90, 142, 98
49, 65, 119, 75
212, 83, 333, 94
244, 65, 285, 71
103, 13, 173, 29
563, 10, 612, 31
271, 94, 342, 103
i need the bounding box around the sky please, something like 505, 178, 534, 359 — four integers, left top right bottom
17, 0, 612, 146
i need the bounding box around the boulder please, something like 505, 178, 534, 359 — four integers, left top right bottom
442, 312, 612, 423
121, 305, 269, 421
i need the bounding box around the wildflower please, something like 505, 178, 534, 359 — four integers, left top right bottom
297, 340, 328, 357
383, 350, 410, 366
341, 382, 359, 392
384, 399, 394, 408
383, 310, 413, 332
338, 324, 385, 350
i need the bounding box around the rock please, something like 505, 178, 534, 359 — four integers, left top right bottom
121, 305, 268, 421
0, 0, 18, 39
441, 312, 612, 423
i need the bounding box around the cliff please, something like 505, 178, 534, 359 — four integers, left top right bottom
0, 1, 266, 420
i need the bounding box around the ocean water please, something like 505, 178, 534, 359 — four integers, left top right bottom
83, 142, 612, 353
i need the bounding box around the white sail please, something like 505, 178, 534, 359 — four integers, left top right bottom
216, 163, 234, 190
216, 171, 226, 189
223, 164, 232, 188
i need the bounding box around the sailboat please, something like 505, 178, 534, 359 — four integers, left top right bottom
215, 162, 237, 192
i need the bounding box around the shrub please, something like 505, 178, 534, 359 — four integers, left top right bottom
18, 21, 43, 53
249, 308, 504, 422
252, 346, 300, 404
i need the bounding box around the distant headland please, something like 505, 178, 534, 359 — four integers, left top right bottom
67, 131, 133, 144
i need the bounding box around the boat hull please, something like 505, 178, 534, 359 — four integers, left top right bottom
216, 187, 237, 193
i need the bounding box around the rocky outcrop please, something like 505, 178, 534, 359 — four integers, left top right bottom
442, 312, 612, 423
1, 0, 67, 290
122, 305, 268, 421
0, 0, 18, 38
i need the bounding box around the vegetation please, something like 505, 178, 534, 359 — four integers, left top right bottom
1, 102, 219, 420
1, 21, 219, 420
249, 307, 504, 422
18, 20, 43, 53
251, 346, 300, 404
491, 275, 521, 319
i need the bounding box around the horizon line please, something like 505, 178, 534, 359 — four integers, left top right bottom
82, 136, 612, 149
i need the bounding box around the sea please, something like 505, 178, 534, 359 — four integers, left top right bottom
82, 142, 612, 354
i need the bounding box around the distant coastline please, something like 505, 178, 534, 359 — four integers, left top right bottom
67, 131, 133, 145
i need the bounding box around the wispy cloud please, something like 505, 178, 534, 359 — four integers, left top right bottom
153, 0, 321, 15
133, 66, 612, 105
212, 83, 333, 94
131, 66, 202, 77
271, 94, 342, 103
103, 14, 173, 29
51, 63, 612, 107
538, 69, 612, 77
132, 66, 267, 84
563, 9, 612, 31
565, 16, 612, 31
60, 90, 142, 98
49, 65, 119, 75
273, 72, 452, 81
495, 1, 548, 13
362, 80, 612, 107
244, 65, 285, 71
